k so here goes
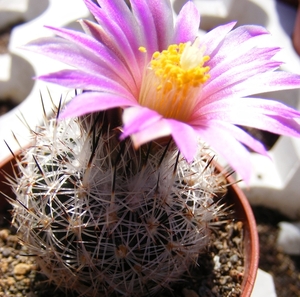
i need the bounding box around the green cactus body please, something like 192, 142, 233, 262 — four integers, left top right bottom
10, 111, 227, 297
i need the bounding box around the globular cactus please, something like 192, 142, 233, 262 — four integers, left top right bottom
9, 107, 228, 297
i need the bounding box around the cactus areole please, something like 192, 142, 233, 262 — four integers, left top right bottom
10, 111, 230, 297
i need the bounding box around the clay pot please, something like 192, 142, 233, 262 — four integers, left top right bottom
224, 171, 259, 297
0, 153, 16, 213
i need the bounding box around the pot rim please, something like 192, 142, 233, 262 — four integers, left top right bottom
225, 171, 259, 297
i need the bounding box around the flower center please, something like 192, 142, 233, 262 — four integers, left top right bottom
138, 39, 210, 122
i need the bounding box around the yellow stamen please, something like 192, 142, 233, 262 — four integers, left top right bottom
138, 39, 210, 122
139, 46, 147, 53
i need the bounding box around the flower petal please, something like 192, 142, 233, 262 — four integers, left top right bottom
121, 106, 163, 138
207, 25, 270, 66
25, 35, 138, 93
206, 46, 281, 84
172, 1, 200, 44
202, 120, 268, 156
167, 119, 199, 162
198, 97, 300, 119
146, 0, 174, 51
201, 48, 282, 106
131, 0, 174, 52
84, 0, 140, 47
79, 20, 143, 82
82, 0, 143, 77
24, 37, 106, 73
229, 71, 300, 98
130, 0, 158, 59
199, 22, 236, 56
129, 121, 172, 149
59, 92, 137, 119
122, 107, 200, 163
121, 107, 171, 146
46, 26, 137, 77
38, 70, 134, 97
196, 106, 300, 138
194, 124, 255, 183
202, 71, 300, 103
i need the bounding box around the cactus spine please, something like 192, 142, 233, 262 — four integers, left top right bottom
10, 107, 228, 297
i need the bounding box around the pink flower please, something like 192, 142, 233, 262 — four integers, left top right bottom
25, 0, 300, 182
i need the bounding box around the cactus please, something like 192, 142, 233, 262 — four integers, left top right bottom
9, 105, 228, 297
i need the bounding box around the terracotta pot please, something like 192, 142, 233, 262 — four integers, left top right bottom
223, 171, 259, 297
0, 153, 16, 213
0, 153, 259, 296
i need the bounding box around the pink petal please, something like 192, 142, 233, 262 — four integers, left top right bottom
44, 26, 123, 67
45, 26, 137, 79
122, 107, 200, 163
121, 106, 163, 138
24, 36, 136, 93
206, 46, 281, 86
172, 1, 200, 44
82, 0, 142, 77
230, 71, 300, 98
129, 120, 172, 148
196, 107, 300, 138
146, 0, 174, 51
38, 70, 134, 98
59, 92, 137, 119
131, 0, 174, 53
130, 0, 158, 60
202, 71, 300, 103
207, 25, 270, 67
201, 50, 281, 106
121, 107, 171, 146
199, 22, 236, 56
167, 119, 199, 163
79, 20, 143, 82
203, 120, 268, 156
24, 37, 108, 73
198, 97, 300, 119
194, 125, 255, 183
84, 0, 141, 50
